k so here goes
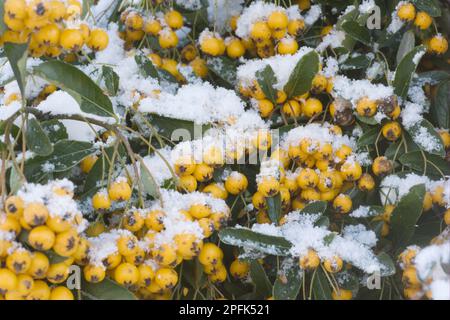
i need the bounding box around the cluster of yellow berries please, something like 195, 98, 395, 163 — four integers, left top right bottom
91, 178, 132, 211
82, 187, 232, 299
228, 9, 306, 59
397, 2, 448, 55
297, 249, 351, 300
173, 148, 253, 197
199, 245, 250, 284
398, 247, 424, 300
119, 9, 182, 49
398, 229, 450, 300
0, 181, 89, 300
242, 74, 332, 120
251, 126, 377, 224
1, 0, 109, 58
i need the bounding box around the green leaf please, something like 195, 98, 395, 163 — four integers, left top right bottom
340, 55, 372, 71
207, 56, 238, 88
399, 151, 450, 176
9, 166, 24, 194
0, 0, 7, 33
389, 184, 426, 249
357, 126, 380, 147
26, 118, 53, 156
41, 140, 95, 171
24, 140, 96, 182
266, 193, 282, 224
219, 228, 292, 256
396, 30, 415, 67
144, 114, 210, 141
301, 201, 327, 215
356, 114, 379, 125
283, 50, 320, 98
81, 0, 96, 18
312, 268, 332, 300
273, 259, 302, 300
256, 65, 277, 103
406, 119, 446, 156
34, 60, 115, 117
411, 0, 441, 17
414, 71, 450, 86
341, 21, 371, 46
393, 45, 426, 99
4, 42, 28, 98
377, 252, 396, 277
385, 130, 419, 160
250, 260, 272, 298
41, 119, 68, 142
102, 66, 119, 96
134, 54, 159, 80
139, 159, 160, 199
433, 80, 450, 129
81, 278, 137, 300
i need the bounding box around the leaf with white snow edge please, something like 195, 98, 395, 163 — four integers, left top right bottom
256, 65, 277, 103
393, 45, 426, 99
396, 30, 415, 67
283, 50, 320, 98
406, 119, 446, 156
34, 60, 115, 118
389, 184, 426, 250
219, 228, 292, 256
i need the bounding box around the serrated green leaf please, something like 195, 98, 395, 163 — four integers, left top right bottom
207, 56, 237, 88
26, 118, 53, 156
135, 54, 159, 80
34, 60, 115, 117
256, 65, 277, 103
283, 51, 320, 98
389, 184, 426, 249
219, 228, 292, 256
393, 46, 426, 99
